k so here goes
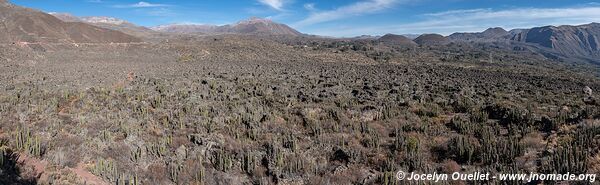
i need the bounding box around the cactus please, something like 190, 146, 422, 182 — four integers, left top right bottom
115, 173, 138, 185
542, 145, 589, 174
92, 158, 119, 182
392, 129, 419, 154
212, 149, 234, 172
542, 125, 600, 174
130, 146, 142, 163
469, 108, 488, 123
448, 135, 476, 164
378, 171, 398, 185
392, 129, 424, 171
242, 152, 256, 174
282, 154, 306, 175
14, 126, 43, 157
146, 137, 171, 158
282, 134, 297, 152
478, 126, 524, 165
194, 158, 205, 185
169, 162, 183, 183
0, 139, 10, 167
449, 115, 478, 135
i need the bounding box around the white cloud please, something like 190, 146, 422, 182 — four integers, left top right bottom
304, 3, 316, 11
304, 6, 600, 37
143, 8, 176, 16
258, 0, 285, 11
114, 1, 171, 8
295, 0, 400, 27
422, 8, 490, 17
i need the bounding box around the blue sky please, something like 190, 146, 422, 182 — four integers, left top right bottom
10, 0, 600, 37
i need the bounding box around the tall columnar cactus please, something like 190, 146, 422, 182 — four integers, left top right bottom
448, 135, 476, 164
542, 145, 589, 174
212, 149, 234, 172
14, 126, 43, 157
130, 146, 142, 163
169, 162, 183, 184
542, 125, 599, 174
242, 152, 256, 175
92, 158, 119, 182
192, 157, 205, 185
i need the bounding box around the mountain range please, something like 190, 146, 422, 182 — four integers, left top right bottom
1, 0, 599, 63
448, 27, 510, 41
48, 12, 158, 38
446, 23, 600, 62
49, 13, 302, 37
150, 17, 302, 36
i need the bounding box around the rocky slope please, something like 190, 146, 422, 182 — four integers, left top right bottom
0, 1, 139, 43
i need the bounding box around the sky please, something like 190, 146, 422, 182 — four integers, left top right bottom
10, 0, 600, 37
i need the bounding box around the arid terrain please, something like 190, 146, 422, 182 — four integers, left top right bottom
1, 0, 600, 185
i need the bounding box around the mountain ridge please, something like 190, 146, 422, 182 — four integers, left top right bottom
151, 17, 302, 36
0, 1, 139, 43
511, 23, 600, 58
49, 12, 156, 38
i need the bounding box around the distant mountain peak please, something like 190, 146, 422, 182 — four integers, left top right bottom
247, 17, 266, 21
49, 13, 132, 26
236, 17, 274, 25
483, 27, 507, 34
482, 27, 509, 38
80, 16, 129, 25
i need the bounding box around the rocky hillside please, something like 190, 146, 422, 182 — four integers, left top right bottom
0, 1, 139, 43
152, 17, 302, 36
378, 34, 416, 46
511, 23, 600, 58
414, 34, 449, 45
